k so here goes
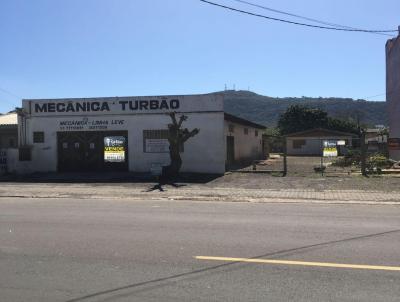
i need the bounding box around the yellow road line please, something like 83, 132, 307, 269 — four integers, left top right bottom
195, 256, 400, 272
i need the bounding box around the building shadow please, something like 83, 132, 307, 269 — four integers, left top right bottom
145, 182, 187, 192
0, 172, 222, 184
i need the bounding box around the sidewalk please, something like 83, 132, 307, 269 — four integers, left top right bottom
0, 182, 399, 205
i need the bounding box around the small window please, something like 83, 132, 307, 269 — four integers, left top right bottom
292, 139, 306, 149
33, 132, 44, 143
228, 124, 234, 133
255, 130, 259, 137
244, 128, 249, 135
19, 147, 31, 161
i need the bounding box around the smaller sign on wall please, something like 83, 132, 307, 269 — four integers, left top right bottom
59, 118, 125, 131
0, 150, 7, 174
145, 139, 170, 153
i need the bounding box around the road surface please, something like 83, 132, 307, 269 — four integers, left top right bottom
1, 197, 399, 301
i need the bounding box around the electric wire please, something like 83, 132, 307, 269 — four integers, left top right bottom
227, 0, 394, 37
200, 0, 398, 34
0, 87, 21, 108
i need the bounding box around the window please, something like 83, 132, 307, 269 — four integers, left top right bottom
292, 139, 306, 149
19, 147, 31, 161
228, 124, 234, 133
255, 130, 259, 137
33, 132, 45, 143
244, 128, 249, 135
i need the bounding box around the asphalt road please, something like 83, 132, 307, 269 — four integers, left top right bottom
1, 198, 400, 302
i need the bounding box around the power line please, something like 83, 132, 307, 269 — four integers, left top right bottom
0, 87, 21, 107
199, 0, 398, 34
363, 92, 386, 100
227, 0, 394, 37
363, 90, 396, 101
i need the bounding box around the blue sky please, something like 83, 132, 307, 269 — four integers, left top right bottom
0, 0, 399, 113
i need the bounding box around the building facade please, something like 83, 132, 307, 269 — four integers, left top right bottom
224, 113, 265, 165
386, 32, 400, 160
14, 93, 265, 175
285, 128, 356, 156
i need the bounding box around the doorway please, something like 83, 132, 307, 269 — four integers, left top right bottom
226, 136, 235, 166
57, 131, 128, 172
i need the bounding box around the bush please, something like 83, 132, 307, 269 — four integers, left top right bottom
331, 149, 361, 167
366, 154, 391, 174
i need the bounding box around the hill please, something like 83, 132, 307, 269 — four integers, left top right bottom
222, 90, 388, 128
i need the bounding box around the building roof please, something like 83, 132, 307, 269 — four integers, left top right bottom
224, 113, 266, 130
0, 113, 17, 127
285, 128, 358, 138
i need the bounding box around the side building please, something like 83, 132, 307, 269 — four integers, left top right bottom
386, 30, 400, 160
14, 93, 266, 175
0, 113, 18, 149
0, 112, 18, 175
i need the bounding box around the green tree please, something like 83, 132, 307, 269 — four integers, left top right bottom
278, 105, 359, 135
326, 117, 359, 134
277, 105, 328, 135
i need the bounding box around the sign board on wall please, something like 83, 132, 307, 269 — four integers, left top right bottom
58, 118, 125, 131
0, 150, 7, 174
23, 94, 224, 117
145, 139, 170, 153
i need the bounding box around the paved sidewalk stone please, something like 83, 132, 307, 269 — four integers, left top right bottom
0, 183, 399, 204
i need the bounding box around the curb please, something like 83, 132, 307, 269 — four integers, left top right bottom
0, 193, 399, 206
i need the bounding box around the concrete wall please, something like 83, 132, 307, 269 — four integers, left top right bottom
18, 112, 225, 174
224, 120, 264, 163
0, 129, 18, 148
0, 148, 19, 175
386, 36, 400, 160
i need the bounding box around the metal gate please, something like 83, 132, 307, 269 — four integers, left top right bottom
57, 131, 129, 172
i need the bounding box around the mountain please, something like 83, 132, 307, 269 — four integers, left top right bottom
222, 90, 388, 128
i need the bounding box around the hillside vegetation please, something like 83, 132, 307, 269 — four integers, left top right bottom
222, 90, 387, 128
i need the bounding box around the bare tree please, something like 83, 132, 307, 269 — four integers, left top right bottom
162, 112, 199, 180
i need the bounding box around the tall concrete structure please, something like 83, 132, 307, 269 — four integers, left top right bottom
386, 29, 400, 160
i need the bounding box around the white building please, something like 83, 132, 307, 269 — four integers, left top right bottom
285, 128, 356, 156
11, 93, 265, 175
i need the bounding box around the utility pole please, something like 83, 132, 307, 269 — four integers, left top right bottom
360, 130, 367, 176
